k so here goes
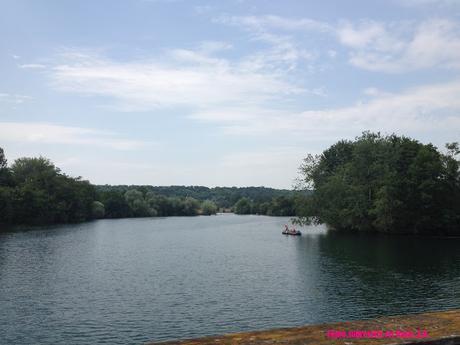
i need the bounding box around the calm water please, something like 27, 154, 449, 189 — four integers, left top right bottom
1, 215, 459, 344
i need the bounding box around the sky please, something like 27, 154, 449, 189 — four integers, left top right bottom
1, 0, 460, 189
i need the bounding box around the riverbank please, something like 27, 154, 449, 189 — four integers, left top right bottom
149, 309, 460, 345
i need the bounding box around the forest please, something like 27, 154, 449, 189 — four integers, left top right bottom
0, 147, 300, 226
296, 132, 460, 235
1, 131, 459, 236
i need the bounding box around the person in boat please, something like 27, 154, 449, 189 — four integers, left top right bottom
284, 224, 289, 232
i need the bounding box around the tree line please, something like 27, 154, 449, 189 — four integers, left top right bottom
232, 194, 310, 216
0, 147, 299, 226
296, 132, 460, 235
95, 185, 295, 209
2, 131, 458, 235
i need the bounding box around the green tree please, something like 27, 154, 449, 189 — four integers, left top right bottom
100, 191, 132, 218
201, 200, 217, 215
2, 156, 94, 224
0, 148, 13, 223
234, 197, 252, 214
181, 197, 200, 216
125, 189, 157, 217
92, 201, 105, 218
296, 133, 460, 235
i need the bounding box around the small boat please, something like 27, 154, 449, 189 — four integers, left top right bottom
282, 228, 302, 236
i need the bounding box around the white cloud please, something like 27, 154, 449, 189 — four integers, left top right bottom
397, 0, 460, 7
337, 21, 404, 50
191, 80, 460, 144
219, 14, 460, 73
0, 122, 152, 150
18, 63, 47, 69
50, 49, 304, 111
198, 41, 233, 54
0, 93, 32, 104
340, 19, 460, 72
216, 15, 332, 33
216, 15, 326, 72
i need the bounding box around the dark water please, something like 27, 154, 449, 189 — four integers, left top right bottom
1, 215, 459, 344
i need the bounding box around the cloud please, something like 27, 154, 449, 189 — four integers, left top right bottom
215, 15, 328, 72
337, 21, 403, 49
18, 63, 47, 69
197, 40, 233, 54
220, 14, 460, 73
0, 93, 32, 104
192, 80, 460, 143
397, 0, 460, 7
49, 49, 304, 111
216, 15, 332, 33
0, 122, 152, 150
338, 19, 460, 72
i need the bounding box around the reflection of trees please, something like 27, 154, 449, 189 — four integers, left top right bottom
293, 231, 460, 322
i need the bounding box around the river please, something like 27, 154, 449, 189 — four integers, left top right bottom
1, 214, 459, 344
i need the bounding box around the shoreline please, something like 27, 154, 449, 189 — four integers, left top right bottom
2, 216, 460, 239
148, 309, 460, 345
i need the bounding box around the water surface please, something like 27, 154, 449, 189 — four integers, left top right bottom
1, 215, 459, 344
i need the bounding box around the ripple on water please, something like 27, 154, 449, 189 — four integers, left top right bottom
0, 215, 459, 344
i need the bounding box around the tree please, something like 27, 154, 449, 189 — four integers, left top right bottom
0, 148, 13, 223
268, 196, 296, 216
234, 197, 252, 214
296, 133, 460, 235
181, 197, 200, 216
100, 191, 132, 218
201, 200, 217, 215
124, 189, 157, 217
0, 156, 95, 224
0, 148, 6, 169
92, 201, 105, 219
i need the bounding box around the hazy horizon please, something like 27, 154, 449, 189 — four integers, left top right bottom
1, 0, 460, 189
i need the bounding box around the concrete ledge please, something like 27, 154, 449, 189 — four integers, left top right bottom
148, 309, 460, 345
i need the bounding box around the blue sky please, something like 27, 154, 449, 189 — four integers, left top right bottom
1, 0, 460, 188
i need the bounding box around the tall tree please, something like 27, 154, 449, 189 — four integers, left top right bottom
297, 133, 460, 235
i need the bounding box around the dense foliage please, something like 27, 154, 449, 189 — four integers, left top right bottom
95, 185, 301, 217
0, 148, 297, 226
233, 195, 301, 216
96, 188, 205, 218
0, 152, 95, 225
95, 185, 294, 209
297, 133, 460, 235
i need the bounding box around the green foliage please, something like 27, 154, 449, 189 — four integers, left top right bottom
0, 147, 304, 226
0, 148, 11, 187
98, 190, 132, 218
96, 185, 302, 217
0, 153, 95, 225
201, 200, 218, 215
0, 148, 6, 169
180, 197, 201, 216
95, 185, 295, 209
296, 133, 460, 235
234, 197, 253, 214
91, 201, 105, 219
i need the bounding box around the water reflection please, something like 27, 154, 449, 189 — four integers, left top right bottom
313, 231, 460, 319
0, 216, 459, 345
